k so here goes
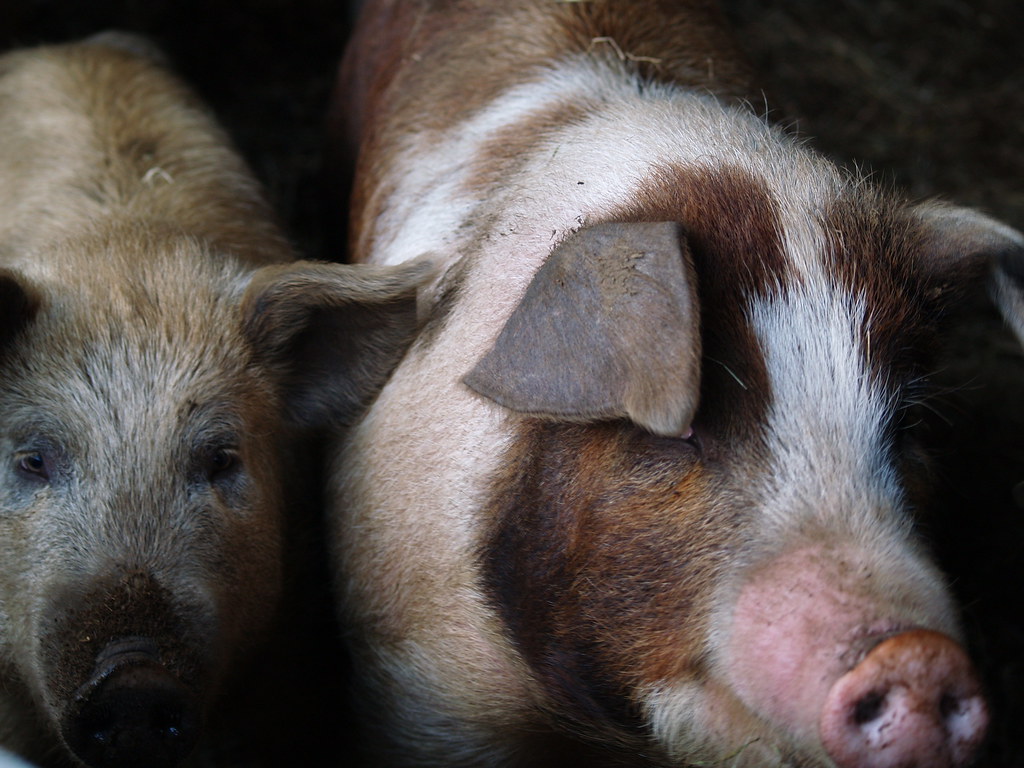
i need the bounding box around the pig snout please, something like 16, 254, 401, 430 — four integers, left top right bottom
60, 639, 199, 768
820, 629, 988, 768
726, 545, 988, 768
40, 571, 210, 768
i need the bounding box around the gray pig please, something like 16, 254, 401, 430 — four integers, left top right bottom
0, 33, 427, 768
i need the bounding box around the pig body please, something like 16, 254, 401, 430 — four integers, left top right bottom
0, 34, 426, 768
330, 2, 1024, 766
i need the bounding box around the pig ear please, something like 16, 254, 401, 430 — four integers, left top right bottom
997, 250, 1024, 343
0, 269, 40, 358
916, 203, 1024, 344
463, 221, 700, 437
83, 31, 169, 65
242, 259, 433, 427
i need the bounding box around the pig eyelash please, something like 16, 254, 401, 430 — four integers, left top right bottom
633, 424, 703, 457
680, 426, 703, 454
886, 377, 959, 445
897, 387, 955, 428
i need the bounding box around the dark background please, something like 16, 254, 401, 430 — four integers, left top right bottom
4, 1, 1022, 765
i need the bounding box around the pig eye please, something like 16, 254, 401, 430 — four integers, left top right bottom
681, 426, 702, 452
204, 446, 240, 481
652, 425, 702, 452
629, 424, 703, 464
16, 451, 51, 481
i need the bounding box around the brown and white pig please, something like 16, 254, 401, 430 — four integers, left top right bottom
328, 1, 1024, 766
0, 33, 428, 768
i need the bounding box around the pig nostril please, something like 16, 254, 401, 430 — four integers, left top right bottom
851, 690, 886, 725
939, 691, 960, 720
80, 708, 189, 765
62, 661, 199, 768
821, 630, 988, 768
90, 729, 110, 747
148, 707, 188, 745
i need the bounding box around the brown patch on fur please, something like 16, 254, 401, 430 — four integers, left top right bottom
619, 164, 788, 298
480, 420, 751, 746
345, 0, 753, 141
614, 164, 787, 445
544, 0, 754, 98
464, 101, 592, 198
820, 191, 990, 404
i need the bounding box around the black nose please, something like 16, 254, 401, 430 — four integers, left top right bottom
61, 659, 199, 768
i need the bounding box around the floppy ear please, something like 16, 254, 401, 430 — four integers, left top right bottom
242, 259, 433, 427
0, 268, 41, 360
464, 221, 700, 437
915, 203, 1024, 344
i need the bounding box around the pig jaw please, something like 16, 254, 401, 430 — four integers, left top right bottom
719, 543, 985, 767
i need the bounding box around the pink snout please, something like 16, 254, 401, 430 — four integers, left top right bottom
820, 629, 988, 768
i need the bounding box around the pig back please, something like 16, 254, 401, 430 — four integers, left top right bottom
0, 34, 289, 269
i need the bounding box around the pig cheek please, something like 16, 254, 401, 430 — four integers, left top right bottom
0, 494, 87, 688
571, 478, 744, 742
214, 494, 284, 646
189, 467, 285, 656
726, 570, 845, 740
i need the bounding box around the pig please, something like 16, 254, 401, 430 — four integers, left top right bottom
326, 1, 1024, 766
0, 32, 428, 768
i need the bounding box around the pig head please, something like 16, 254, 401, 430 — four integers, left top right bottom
0, 35, 428, 768
330, 1, 1024, 766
